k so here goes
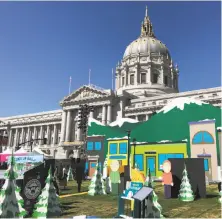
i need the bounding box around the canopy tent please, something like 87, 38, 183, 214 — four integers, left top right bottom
0, 148, 28, 163
28, 147, 53, 159
14, 147, 28, 155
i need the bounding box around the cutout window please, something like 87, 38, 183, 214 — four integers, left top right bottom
192, 131, 214, 144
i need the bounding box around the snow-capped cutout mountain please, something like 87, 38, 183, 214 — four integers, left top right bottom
88, 117, 104, 126
109, 118, 138, 127
158, 97, 208, 114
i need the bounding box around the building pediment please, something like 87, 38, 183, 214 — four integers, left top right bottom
60, 85, 111, 105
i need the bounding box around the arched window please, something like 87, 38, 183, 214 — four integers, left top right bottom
192, 131, 214, 144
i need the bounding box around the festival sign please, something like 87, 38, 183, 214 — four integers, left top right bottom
122, 181, 143, 198
7, 155, 44, 179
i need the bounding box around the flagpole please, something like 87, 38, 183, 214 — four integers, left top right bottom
89, 69, 91, 86
69, 76, 72, 95
112, 68, 114, 90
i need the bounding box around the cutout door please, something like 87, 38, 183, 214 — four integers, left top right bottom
146, 157, 156, 176
204, 157, 212, 181
89, 162, 97, 178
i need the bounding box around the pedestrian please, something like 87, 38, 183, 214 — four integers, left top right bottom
62, 166, 68, 189
75, 159, 84, 193
162, 160, 173, 199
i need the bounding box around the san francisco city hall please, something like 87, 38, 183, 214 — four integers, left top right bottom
0, 8, 221, 159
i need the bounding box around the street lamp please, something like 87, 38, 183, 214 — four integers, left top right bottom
124, 130, 131, 186
132, 138, 137, 168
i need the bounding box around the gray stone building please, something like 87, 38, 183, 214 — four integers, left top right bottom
0, 7, 221, 159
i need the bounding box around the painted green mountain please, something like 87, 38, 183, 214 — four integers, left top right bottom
88, 120, 125, 138
109, 118, 144, 133
131, 97, 221, 164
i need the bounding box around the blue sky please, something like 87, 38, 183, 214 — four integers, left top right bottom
0, 1, 221, 117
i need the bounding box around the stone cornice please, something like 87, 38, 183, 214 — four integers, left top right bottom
0, 111, 62, 127
0, 122, 62, 130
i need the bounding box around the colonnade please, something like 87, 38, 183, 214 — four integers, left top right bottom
7, 123, 61, 148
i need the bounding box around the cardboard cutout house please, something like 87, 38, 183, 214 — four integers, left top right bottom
189, 119, 219, 181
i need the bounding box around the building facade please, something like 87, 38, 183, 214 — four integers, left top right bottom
0, 7, 221, 159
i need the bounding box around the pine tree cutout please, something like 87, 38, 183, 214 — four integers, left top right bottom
144, 168, 164, 218
32, 167, 62, 218
88, 162, 106, 196
67, 167, 73, 181
178, 165, 194, 202
144, 168, 154, 188
102, 157, 108, 179
0, 154, 27, 218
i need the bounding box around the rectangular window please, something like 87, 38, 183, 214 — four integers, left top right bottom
158, 154, 167, 170
159, 153, 184, 170
204, 159, 209, 171
164, 76, 168, 85
130, 74, 134, 85
141, 73, 146, 84
122, 77, 125, 86
153, 74, 158, 83
85, 162, 89, 173
91, 163, 96, 168
135, 154, 144, 171
109, 143, 117, 154
87, 142, 93, 150
95, 142, 102, 150
119, 142, 127, 154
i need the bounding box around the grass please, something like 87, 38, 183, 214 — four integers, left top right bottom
59, 181, 221, 218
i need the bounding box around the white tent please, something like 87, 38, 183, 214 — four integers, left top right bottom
0, 148, 12, 154
29, 147, 53, 159
14, 147, 28, 154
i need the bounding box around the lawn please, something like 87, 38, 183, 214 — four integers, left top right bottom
59, 181, 221, 218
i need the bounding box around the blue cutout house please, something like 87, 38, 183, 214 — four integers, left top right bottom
85, 136, 105, 178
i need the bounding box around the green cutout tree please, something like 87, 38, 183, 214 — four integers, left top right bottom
178, 165, 194, 202
67, 167, 73, 181
145, 168, 164, 218
0, 154, 27, 218
32, 167, 62, 218
88, 162, 106, 196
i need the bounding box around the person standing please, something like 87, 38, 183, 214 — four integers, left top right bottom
162, 160, 173, 199
75, 159, 84, 193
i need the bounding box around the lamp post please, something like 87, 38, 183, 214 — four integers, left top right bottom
123, 130, 131, 187
132, 138, 137, 168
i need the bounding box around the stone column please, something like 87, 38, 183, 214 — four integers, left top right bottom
107, 105, 112, 124
33, 126, 37, 141
46, 125, 50, 145
146, 114, 149, 121
65, 110, 72, 142
8, 129, 13, 147
20, 127, 25, 144
89, 111, 94, 118
136, 115, 139, 121
60, 111, 67, 143
14, 129, 18, 147
40, 126, 44, 145
77, 128, 81, 141
147, 66, 151, 84
53, 124, 57, 145
135, 68, 138, 86
102, 105, 107, 125
27, 127, 31, 146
